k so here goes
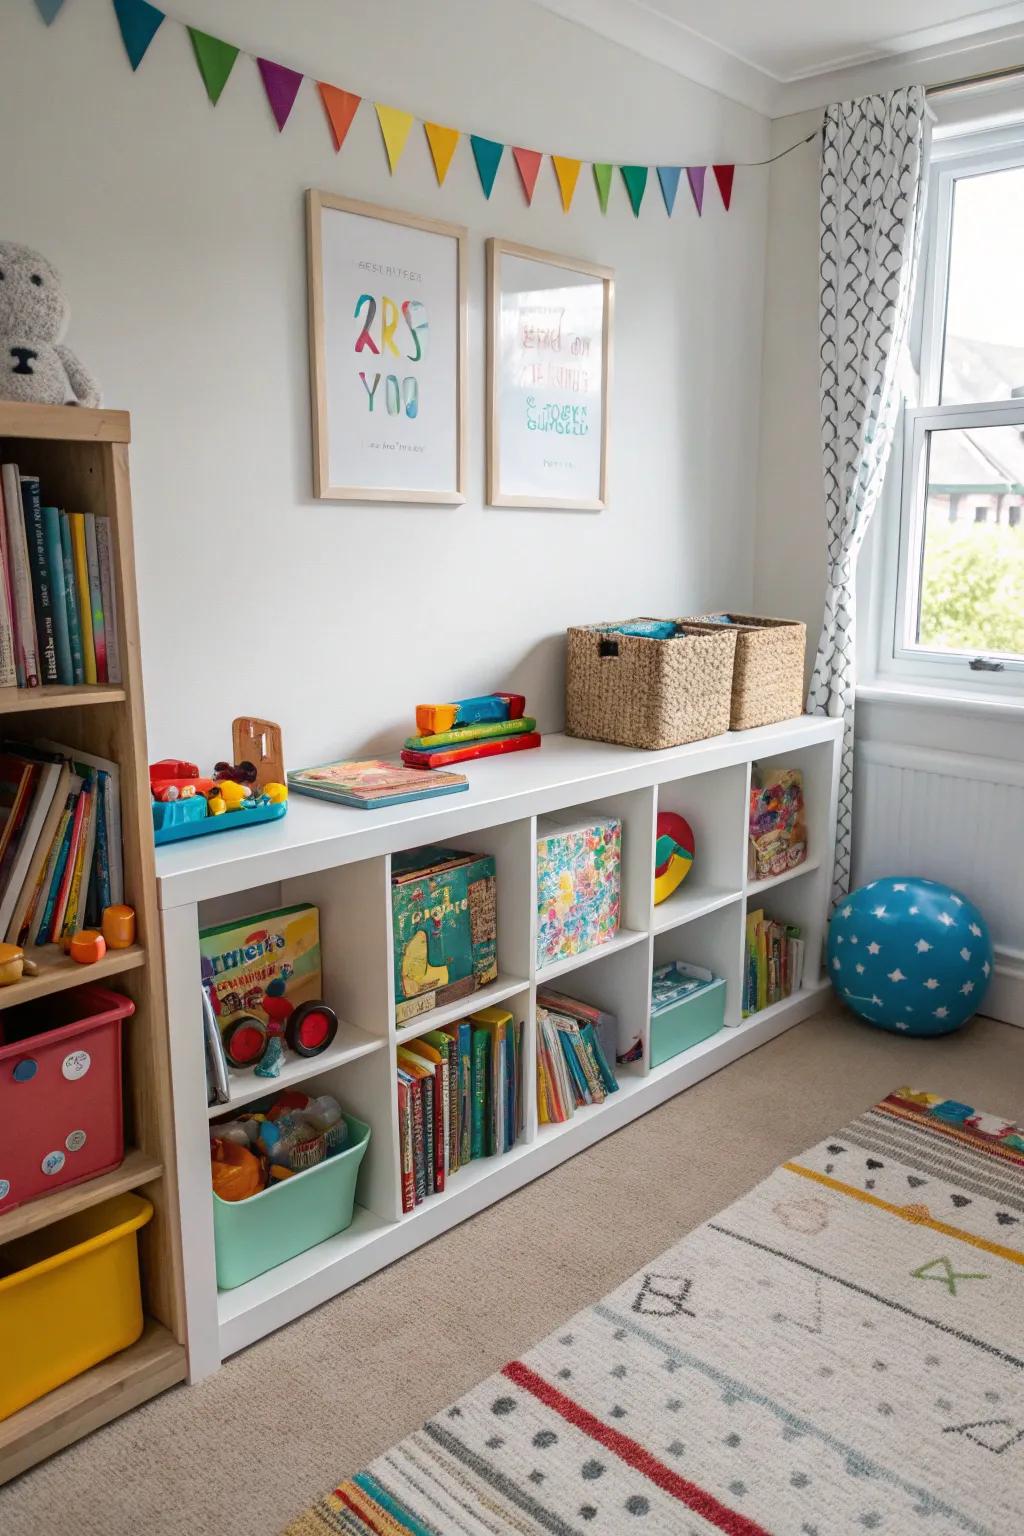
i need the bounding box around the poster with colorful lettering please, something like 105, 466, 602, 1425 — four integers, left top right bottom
487, 240, 613, 510
308, 192, 467, 502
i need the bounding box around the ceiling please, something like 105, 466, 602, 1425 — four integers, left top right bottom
532, 0, 1024, 115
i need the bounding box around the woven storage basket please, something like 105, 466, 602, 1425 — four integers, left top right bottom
565, 619, 737, 750
687, 614, 806, 730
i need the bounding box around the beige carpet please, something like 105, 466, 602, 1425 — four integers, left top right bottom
2, 1005, 1021, 1536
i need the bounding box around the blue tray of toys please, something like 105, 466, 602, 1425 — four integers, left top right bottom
153, 798, 288, 846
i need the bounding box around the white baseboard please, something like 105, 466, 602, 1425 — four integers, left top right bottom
989, 947, 1024, 1028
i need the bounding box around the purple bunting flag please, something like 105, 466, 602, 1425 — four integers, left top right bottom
687, 166, 706, 216
257, 57, 303, 131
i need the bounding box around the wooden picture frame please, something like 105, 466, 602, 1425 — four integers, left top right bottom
486, 238, 613, 510
307, 191, 468, 503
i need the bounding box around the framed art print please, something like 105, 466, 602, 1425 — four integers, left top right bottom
307, 192, 467, 502
486, 238, 613, 510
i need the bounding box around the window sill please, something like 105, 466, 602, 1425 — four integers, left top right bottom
857, 679, 1024, 723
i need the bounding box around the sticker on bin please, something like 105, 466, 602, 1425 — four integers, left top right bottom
62, 1049, 91, 1080
0, 1179, 9, 1201
41, 1150, 66, 1176
65, 1129, 87, 1152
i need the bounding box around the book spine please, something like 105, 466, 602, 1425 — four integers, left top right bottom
52, 780, 88, 940
40, 506, 73, 686
504, 1026, 515, 1148
84, 513, 106, 684
398, 1078, 415, 1214
69, 514, 96, 684
35, 799, 77, 944
21, 478, 58, 685
470, 1025, 488, 1159
91, 770, 112, 914
421, 1074, 435, 1196
62, 781, 95, 937
409, 1075, 425, 1205
3, 468, 38, 686
432, 1065, 445, 1192
0, 478, 16, 689
95, 517, 121, 685
59, 512, 85, 685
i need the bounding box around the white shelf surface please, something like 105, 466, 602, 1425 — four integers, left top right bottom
214, 979, 830, 1359
156, 720, 843, 908
651, 883, 743, 933
394, 974, 529, 1044
207, 1022, 385, 1118
536, 927, 648, 983
746, 856, 821, 896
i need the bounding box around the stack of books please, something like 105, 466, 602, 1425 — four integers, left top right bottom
396, 1004, 523, 1212
0, 462, 122, 691
536, 993, 619, 1125
0, 739, 122, 948
743, 908, 804, 1016
401, 692, 541, 769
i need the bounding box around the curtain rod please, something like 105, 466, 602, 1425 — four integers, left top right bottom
927, 62, 1024, 97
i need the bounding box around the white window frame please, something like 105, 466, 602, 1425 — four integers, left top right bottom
879, 124, 1024, 692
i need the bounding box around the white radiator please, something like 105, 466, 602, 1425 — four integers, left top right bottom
854, 740, 1024, 1026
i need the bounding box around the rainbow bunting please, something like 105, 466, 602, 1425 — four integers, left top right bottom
257, 58, 303, 131
471, 135, 504, 199
424, 122, 460, 186
34, 0, 66, 22
376, 103, 414, 172
512, 147, 542, 205
318, 83, 360, 152
620, 165, 648, 218
552, 155, 582, 213
189, 28, 239, 105
656, 165, 681, 216
714, 163, 736, 210
593, 163, 613, 213
112, 0, 164, 69
686, 165, 706, 215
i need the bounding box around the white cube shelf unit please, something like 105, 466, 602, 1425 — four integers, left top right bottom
158, 717, 841, 1380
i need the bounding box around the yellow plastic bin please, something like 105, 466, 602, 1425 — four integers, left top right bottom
0, 1192, 152, 1420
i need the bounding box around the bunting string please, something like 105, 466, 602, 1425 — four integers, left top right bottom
35, 0, 817, 218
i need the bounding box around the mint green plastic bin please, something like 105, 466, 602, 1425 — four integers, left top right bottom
650, 977, 726, 1067
212, 1114, 370, 1290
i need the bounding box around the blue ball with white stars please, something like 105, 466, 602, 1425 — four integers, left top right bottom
828, 876, 993, 1036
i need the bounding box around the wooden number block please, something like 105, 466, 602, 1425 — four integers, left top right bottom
232, 717, 284, 790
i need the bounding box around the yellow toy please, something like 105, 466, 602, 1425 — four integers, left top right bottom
0, 943, 38, 986
263, 782, 288, 803
208, 794, 227, 816
218, 780, 250, 810
653, 812, 695, 905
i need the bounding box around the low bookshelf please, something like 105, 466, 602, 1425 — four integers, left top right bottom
0, 404, 185, 1484
159, 713, 841, 1381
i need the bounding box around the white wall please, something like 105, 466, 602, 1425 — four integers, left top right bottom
1, 0, 770, 766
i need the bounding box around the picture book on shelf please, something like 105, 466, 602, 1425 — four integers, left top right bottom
199, 903, 321, 1044
287, 756, 468, 809
743, 908, 804, 1016
536, 994, 620, 1126
391, 846, 497, 1024
396, 1005, 524, 1212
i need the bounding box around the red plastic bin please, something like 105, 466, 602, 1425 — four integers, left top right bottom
0, 985, 135, 1213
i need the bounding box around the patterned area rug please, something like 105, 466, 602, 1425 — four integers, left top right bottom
286, 1089, 1024, 1536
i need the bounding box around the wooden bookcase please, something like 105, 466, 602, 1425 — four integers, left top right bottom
0, 404, 186, 1483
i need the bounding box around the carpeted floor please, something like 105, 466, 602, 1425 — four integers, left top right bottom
2, 1005, 1021, 1536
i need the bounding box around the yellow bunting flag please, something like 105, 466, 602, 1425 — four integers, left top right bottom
424, 122, 460, 186
375, 103, 414, 173
552, 155, 582, 213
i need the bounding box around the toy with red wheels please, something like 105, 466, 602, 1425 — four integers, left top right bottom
286, 1001, 339, 1058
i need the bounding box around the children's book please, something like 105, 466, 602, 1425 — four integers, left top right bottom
1, 464, 37, 687
59, 512, 85, 685
405, 717, 537, 752
20, 478, 58, 685
401, 733, 541, 769
41, 506, 72, 686
0, 474, 16, 690
68, 513, 96, 684
415, 693, 525, 736
288, 756, 468, 809
84, 512, 107, 683
391, 846, 498, 1024
199, 904, 321, 1047
37, 738, 123, 906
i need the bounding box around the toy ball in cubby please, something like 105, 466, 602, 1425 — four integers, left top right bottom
653, 812, 695, 905
828, 876, 993, 1036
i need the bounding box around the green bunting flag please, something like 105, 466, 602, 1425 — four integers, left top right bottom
189, 27, 240, 105
593, 163, 613, 214
620, 165, 648, 218
470, 135, 504, 199
113, 0, 164, 71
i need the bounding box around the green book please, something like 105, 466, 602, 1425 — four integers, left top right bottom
59, 511, 85, 685
41, 507, 72, 685
423, 1029, 456, 1176
404, 716, 537, 752
470, 1024, 489, 1160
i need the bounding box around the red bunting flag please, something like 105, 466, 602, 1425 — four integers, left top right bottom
318, 83, 360, 152
257, 58, 303, 131
713, 163, 735, 211
512, 147, 542, 206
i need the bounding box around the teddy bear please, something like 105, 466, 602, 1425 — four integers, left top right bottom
0, 242, 101, 408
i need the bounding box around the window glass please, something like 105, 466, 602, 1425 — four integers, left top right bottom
941, 165, 1024, 405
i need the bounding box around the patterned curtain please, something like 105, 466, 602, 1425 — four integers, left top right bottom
808, 85, 929, 905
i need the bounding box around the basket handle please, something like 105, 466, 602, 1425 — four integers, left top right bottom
598, 637, 619, 658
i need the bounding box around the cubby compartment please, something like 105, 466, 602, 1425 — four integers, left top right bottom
654, 765, 748, 931
653, 901, 745, 1033
743, 867, 826, 1008
746, 741, 836, 893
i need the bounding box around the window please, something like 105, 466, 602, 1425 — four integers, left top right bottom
886, 129, 1024, 687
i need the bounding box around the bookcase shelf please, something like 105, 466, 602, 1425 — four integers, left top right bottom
207, 1021, 385, 1118
158, 715, 842, 1382
0, 404, 185, 1486
746, 855, 822, 895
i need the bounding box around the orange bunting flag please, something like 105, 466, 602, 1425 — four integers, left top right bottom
552, 155, 582, 213
375, 103, 414, 173
318, 83, 360, 152
424, 122, 460, 185
512, 147, 543, 205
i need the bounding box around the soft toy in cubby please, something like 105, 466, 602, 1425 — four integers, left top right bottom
828, 876, 993, 1036
0, 241, 101, 407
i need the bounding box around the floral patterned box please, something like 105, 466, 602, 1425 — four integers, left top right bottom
536, 814, 621, 969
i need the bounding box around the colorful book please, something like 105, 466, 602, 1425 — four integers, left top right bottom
41, 506, 72, 686
288, 756, 468, 809
35, 783, 83, 944
536, 986, 619, 1074
59, 512, 85, 685
84, 512, 106, 683
401, 732, 542, 769
0, 755, 62, 938
403, 1036, 447, 1190
68, 513, 96, 684
0, 476, 17, 689
415, 693, 526, 736
37, 738, 123, 906
471, 1006, 511, 1157
5, 761, 70, 943
1, 464, 38, 687
22, 775, 79, 945
20, 478, 58, 685
397, 1074, 415, 1214
95, 516, 121, 684
443, 1020, 472, 1167
391, 847, 497, 1024
469, 1023, 489, 1160
404, 717, 537, 752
